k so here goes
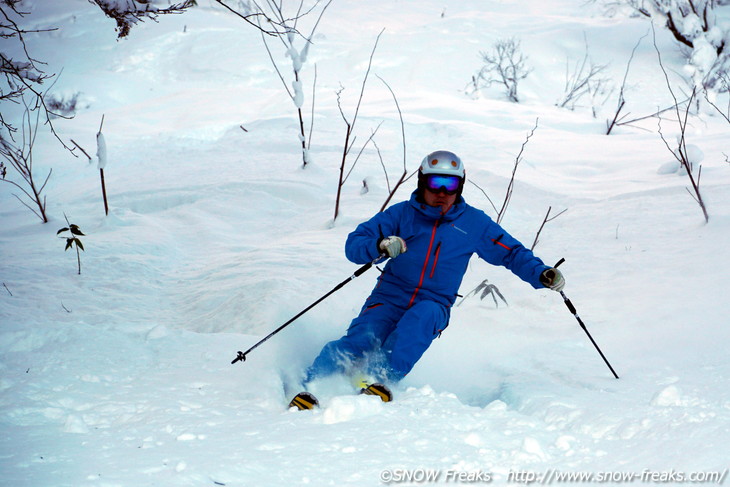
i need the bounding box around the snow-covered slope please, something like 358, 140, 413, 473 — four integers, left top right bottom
2, 1, 729, 485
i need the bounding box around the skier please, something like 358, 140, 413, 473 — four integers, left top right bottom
289, 150, 565, 409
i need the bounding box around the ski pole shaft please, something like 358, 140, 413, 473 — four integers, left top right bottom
554, 259, 619, 379
231, 254, 385, 364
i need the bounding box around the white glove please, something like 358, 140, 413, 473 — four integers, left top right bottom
540, 267, 565, 292
379, 236, 407, 258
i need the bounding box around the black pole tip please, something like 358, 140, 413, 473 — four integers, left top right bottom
231, 351, 246, 364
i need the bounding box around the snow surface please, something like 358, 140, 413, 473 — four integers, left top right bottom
2, 0, 730, 486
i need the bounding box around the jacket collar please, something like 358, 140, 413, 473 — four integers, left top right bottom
408, 190, 466, 222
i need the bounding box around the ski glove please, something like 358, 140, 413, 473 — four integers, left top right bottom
379, 236, 407, 258
540, 267, 565, 292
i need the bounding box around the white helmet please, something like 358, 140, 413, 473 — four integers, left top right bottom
419, 150, 465, 178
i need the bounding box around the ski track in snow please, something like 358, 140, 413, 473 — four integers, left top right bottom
2, 0, 730, 485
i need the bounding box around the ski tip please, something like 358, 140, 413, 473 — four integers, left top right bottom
351, 373, 376, 390
288, 391, 320, 410
360, 383, 393, 402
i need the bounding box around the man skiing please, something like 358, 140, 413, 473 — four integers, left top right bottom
289, 150, 565, 410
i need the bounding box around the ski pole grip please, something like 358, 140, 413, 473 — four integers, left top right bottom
354, 263, 372, 277
354, 254, 388, 277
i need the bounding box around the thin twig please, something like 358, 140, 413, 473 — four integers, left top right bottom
308, 63, 317, 149
467, 179, 499, 216
70, 139, 93, 162
212, 0, 285, 36
343, 122, 382, 184
613, 99, 691, 129
353, 29, 385, 133
333, 29, 385, 220
372, 139, 390, 192
259, 28, 293, 99
606, 33, 647, 135
530, 206, 568, 250
1, 98, 51, 222
703, 75, 730, 124
377, 74, 410, 212
497, 119, 539, 224
653, 25, 708, 223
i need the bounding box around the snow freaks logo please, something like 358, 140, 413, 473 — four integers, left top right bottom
380, 469, 492, 484
378, 467, 729, 484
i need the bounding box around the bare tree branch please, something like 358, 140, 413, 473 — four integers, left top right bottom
376, 74, 410, 213
530, 206, 568, 250
0, 4, 72, 150
333, 29, 384, 221
496, 119, 539, 224
653, 26, 709, 223
89, 0, 195, 39
0, 101, 50, 222
467, 179, 499, 216
704, 73, 730, 123
606, 32, 646, 135
343, 122, 382, 185
558, 34, 611, 113
252, 0, 333, 167
620, 0, 728, 90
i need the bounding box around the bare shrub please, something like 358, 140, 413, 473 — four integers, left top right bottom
557, 37, 612, 116
468, 38, 532, 102
0, 103, 51, 222
252, 0, 333, 167
654, 30, 709, 223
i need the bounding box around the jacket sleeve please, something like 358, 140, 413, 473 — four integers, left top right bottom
345, 205, 403, 264
476, 218, 550, 289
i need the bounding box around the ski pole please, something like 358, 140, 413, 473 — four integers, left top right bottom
552, 258, 619, 379
231, 254, 386, 364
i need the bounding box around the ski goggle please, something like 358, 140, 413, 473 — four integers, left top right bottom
424, 174, 461, 195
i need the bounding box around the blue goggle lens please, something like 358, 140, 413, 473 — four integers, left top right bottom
425, 174, 461, 194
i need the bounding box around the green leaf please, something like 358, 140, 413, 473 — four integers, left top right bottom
70, 225, 85, 236
57, 227, 69, 235
75, 239, 85, 251
65, 239, 73, 251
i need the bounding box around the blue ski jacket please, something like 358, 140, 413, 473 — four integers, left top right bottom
345, 191, 550, 310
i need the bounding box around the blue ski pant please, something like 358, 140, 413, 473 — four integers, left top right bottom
305, 298, 449, 384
